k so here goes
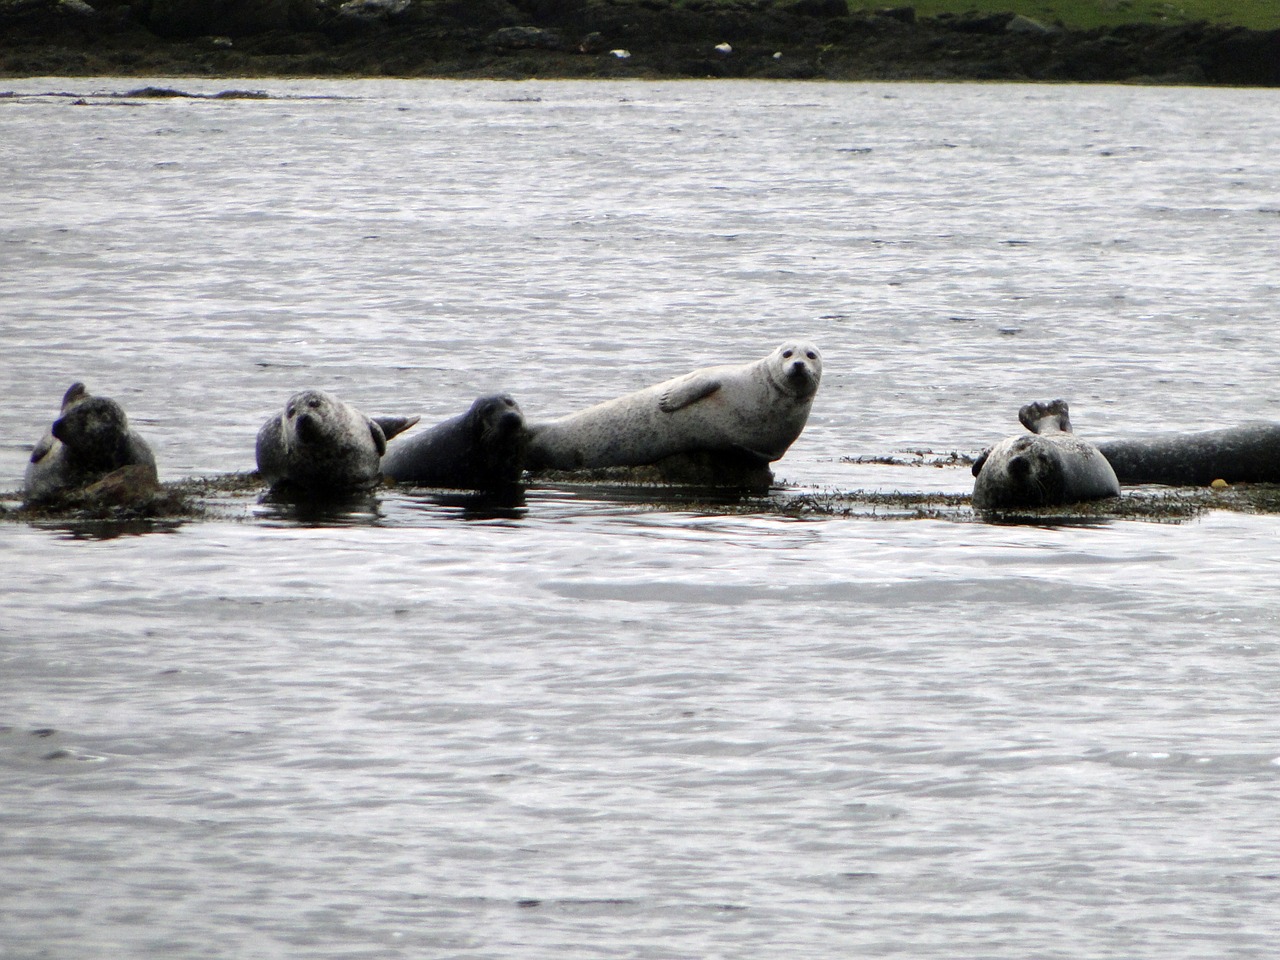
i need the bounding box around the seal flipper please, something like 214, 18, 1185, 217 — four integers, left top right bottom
368, 420, 388, 458
373, 415, 419, 443
659, 374, 721, 413
971, 447, 991, 478
61, 382, 89, 410
29, 435, 55, 465
1019, 399, 1072, 435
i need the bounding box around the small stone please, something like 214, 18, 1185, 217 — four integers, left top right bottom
1006, 14, 1055, 35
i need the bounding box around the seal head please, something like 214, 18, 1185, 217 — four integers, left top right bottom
381, 393, 528, 489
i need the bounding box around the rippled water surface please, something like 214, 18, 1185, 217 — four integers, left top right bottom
2, 78, 1279, 959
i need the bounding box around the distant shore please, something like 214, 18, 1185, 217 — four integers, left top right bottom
2, 0, 1278, 85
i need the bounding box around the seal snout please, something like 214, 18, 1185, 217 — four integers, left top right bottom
295, 411, 324, 444
481, 395, 525, 436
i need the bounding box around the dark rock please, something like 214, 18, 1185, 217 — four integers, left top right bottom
143, 0, 323, 38
936, 11, 1014, 34
430, 0, 521, 31
0, 0, 95, 19
79, 463, 161, 508
875, 7, 914, 25
335, 0, 411, 23
1006, 14, 1053, 35
783, 0, 848, 19
513, 0, 586, 24
1197, 25, 1280, 85
488, 24, 566, 50
577, 30, 607, 53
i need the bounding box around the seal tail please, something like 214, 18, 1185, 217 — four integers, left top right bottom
1019, 399, 1072, 434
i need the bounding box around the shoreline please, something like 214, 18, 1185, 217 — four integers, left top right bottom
2, 2, 1278, 85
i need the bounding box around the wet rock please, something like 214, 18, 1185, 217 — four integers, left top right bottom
0, 0, 95, 19
577, 30, 607, 53
531, 449, 775, 492
488, 25, 566, 50
336, 0, 411, 23
78, 463, 161, 509
16, 462, 193, 521
1006, 14, 1054, 35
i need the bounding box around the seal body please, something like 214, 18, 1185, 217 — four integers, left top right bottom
381, 394, 527, 489
23, 382, 157, 503
1097, 423, 1280, 485
255, 389, 418, 494
972, 399, 1120, 509
526, 341, 822, 471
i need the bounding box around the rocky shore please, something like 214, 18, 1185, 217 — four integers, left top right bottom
1, 0, 1277, 84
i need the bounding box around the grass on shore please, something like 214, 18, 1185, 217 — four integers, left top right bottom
842, 0, 1280, 30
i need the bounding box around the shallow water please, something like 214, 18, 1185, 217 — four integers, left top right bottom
1, 78, 1278, 959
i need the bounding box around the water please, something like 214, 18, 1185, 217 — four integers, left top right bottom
1, 78, 1279, 959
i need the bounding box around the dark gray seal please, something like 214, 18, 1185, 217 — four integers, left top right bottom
1097, 423, 1280, 486
381, 393, 527, 489
972, 399, 1120, 509
23, 382, 157, 503
526, 341, 822, 472
255, 388, 418, 494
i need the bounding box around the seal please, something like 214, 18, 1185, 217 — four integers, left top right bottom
525, 341, 822, 472
255, 389, 418, 494
972, 399, 1120, 509
381, 393, 527, 489
1097, 423, 1280, 486
23, 382, 157, 503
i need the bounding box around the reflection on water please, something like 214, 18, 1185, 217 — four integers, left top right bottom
1, 78, 1279, 960
29, 516, 189, 541
255, 487, 387, 526
394, 484, 529, 522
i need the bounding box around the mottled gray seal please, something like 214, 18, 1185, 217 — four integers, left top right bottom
23, 382, 157, 503
255, 389, 418, 494
526, 341, 822, 472
972, 399, 1120, 509
381, 393, 527, 489
1097, 423, 1280, 486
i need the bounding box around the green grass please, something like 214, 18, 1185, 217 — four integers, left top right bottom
846, 0, 1280, 30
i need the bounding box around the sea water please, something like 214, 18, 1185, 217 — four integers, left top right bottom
1, 78, 1278, 959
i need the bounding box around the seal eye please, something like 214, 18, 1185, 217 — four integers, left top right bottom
308, 397, 321, 409
286, 405, 296, 418
806, 351, 817, 360
782, 350, 793, 359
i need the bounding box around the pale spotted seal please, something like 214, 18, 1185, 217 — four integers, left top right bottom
972, 399, 1120, 509
526, 341, 822, 472
1097, 423, 1280, 485
381, 393, 527, 489
255, 389, 418, 494
23, 382, 157, 503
